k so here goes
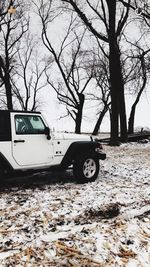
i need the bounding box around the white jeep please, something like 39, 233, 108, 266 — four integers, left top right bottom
0, 110, 106, 183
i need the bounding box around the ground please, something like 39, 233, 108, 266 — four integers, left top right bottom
0, 142, 150, 266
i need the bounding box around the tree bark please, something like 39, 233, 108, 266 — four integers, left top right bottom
128, 104, 136, 134
92, 107, 109, 135
0, 56, 13, 109
75, 93, 85, 134
107, 0, 127, 144
128, 81, 146, 134
4, 72, 13, 110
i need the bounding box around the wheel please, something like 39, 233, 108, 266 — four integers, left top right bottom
73, 154, 99, 183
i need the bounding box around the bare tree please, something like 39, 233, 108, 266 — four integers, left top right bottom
126, 47, 150, 133
0, 0, 29, 109
90, 38, 150, 135
119, 0, 150, 21
84, 46, 111, 135
61, 0, 132, 144
92, 64, 111, 135
11, 33, 48, 111
34, 0, 93, 133
117, 1, 150, 132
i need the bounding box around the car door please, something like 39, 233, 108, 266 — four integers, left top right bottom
11, 113, 53, 166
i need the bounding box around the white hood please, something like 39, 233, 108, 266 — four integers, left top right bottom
53, 132, 91, 141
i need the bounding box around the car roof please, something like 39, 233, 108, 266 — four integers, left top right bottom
0, 110, 41, 115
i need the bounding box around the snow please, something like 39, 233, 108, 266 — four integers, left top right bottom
0, 142, 150, 266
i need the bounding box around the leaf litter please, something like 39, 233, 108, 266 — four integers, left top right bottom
0, 142, 150, 266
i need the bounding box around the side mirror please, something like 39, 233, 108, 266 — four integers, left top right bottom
45, 127, 51, 140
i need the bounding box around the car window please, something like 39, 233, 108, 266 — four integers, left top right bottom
15, 115, 46, 134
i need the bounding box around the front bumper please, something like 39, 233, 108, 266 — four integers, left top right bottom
97, 152, 106, 160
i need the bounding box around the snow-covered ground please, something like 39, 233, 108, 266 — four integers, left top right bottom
0, 142, 150, 266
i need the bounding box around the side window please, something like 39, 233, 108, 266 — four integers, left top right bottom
29, 116, 46, 132
15, 115, 46, 134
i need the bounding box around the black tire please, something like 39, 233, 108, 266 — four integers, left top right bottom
0, 168, 11, 181
73, 154, 100, 183
0, 169, 6, 182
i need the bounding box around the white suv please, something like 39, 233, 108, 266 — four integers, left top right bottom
0, 110, 106, 183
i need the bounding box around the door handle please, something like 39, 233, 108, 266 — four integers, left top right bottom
14, 140, 25, 143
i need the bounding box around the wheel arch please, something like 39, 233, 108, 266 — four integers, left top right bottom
60, 141, 104, 169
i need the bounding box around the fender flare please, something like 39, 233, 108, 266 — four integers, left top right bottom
60, 141, 106, 169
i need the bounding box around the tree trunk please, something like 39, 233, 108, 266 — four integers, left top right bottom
117, 49, 127, 142
128, 104, 136, 134
0, 56, 13, 110
4, 73, 13, 110
107, 0, 127, 145
128, 85, 146, 134
128, 56, 147, 134
75, 93, 85, 134
92, 107, 109, 135
107, 0, 119, 145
